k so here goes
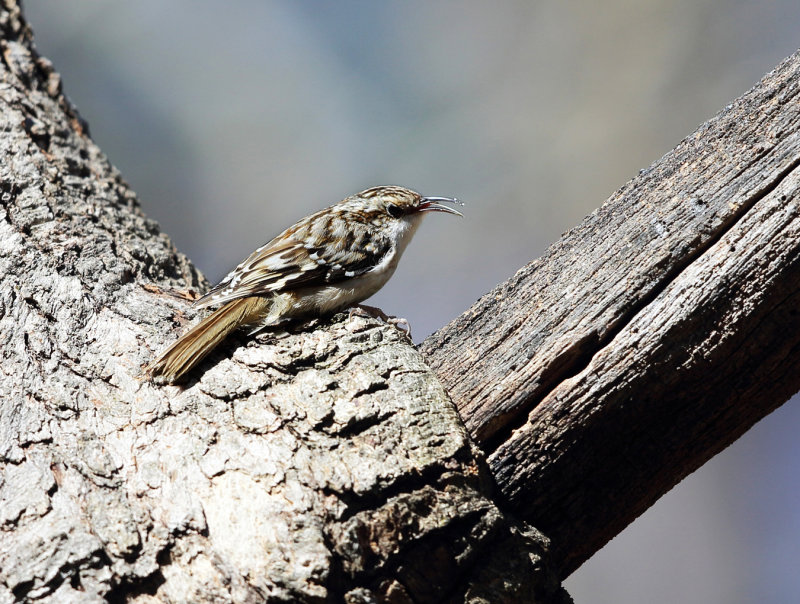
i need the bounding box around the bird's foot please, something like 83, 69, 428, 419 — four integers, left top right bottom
349, 304, 412, 339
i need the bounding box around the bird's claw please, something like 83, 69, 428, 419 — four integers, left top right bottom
348, 304, 412, 339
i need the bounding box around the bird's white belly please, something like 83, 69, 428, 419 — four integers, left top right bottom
302, 265, 396, 315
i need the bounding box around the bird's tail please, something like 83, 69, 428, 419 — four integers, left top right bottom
145, 296, 272, 384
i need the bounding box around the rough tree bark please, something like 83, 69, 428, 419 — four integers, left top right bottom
421, 49, 800, 577
0, 3, 567, 603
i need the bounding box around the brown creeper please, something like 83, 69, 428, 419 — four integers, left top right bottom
146, 185, 462, 383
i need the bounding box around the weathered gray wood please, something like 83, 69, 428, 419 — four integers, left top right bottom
421, 50, 800, 576
0, 2, 568, 602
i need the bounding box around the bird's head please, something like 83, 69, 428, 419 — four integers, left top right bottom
356, 185, 463, 221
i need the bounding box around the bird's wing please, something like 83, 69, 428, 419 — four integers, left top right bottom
194, 217, 391, 309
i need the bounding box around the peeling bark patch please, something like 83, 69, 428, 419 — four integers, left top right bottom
0, 458, 55, 526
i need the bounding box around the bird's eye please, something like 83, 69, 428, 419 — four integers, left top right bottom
386, 203, 404, 218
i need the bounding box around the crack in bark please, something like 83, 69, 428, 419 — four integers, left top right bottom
482, 152, 800, 458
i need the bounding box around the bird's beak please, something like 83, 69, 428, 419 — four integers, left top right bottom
418, 196, 464, 217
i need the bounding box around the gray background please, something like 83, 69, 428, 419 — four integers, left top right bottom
25, 1, 800, 602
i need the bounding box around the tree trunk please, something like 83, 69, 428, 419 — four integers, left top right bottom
0, 2, 567, 602
421, 49, 800, 577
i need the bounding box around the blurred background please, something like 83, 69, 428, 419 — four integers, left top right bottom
23, 1, 800, 601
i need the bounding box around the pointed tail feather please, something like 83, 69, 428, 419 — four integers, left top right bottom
145, 296, 272, 384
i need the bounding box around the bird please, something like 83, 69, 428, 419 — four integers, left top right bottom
145, 185, 462, 384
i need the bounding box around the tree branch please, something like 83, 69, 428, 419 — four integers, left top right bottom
421, 49, 800, 577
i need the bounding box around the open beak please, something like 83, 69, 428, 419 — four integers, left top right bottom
418, 196, 464, 217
